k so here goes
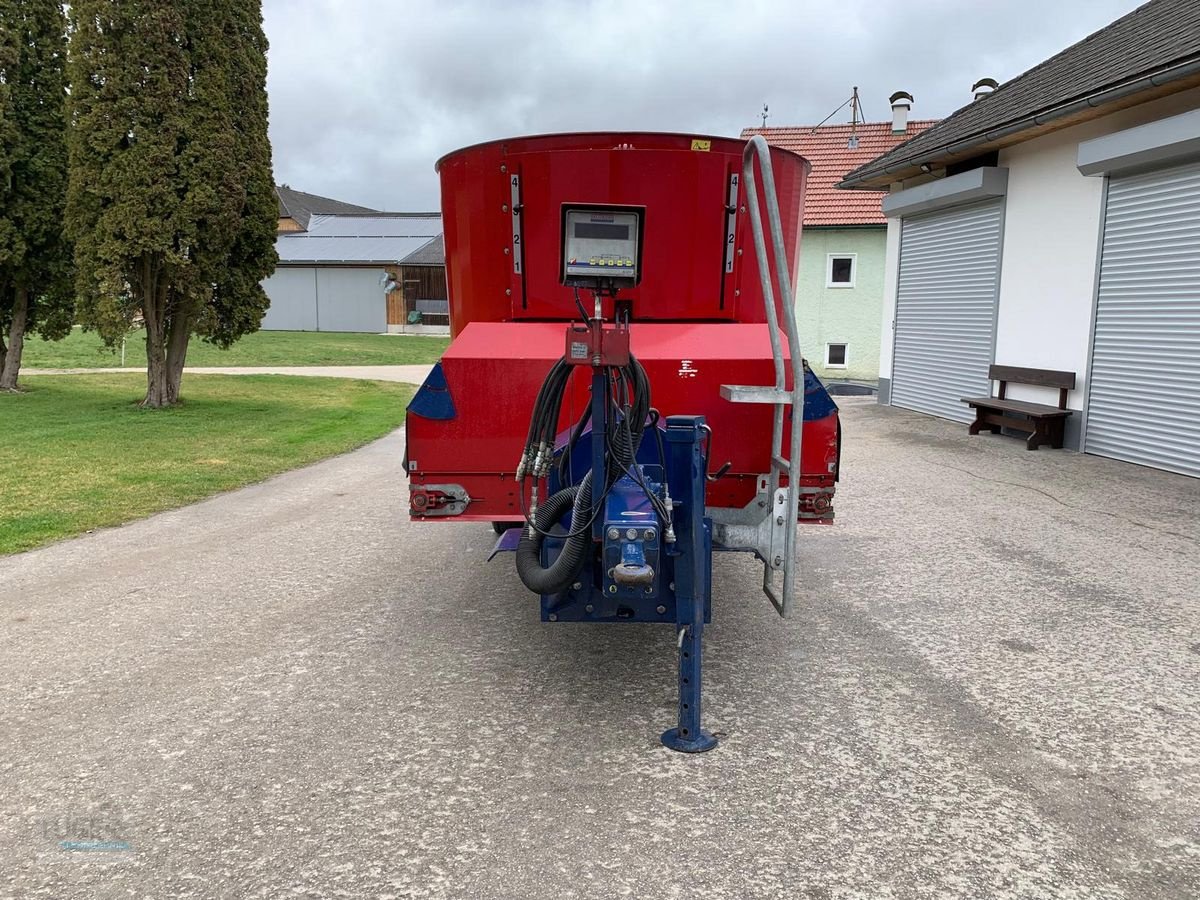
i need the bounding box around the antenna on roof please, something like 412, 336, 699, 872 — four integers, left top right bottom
761, 103, 769, 127
848, 86, 861, 149
806, 88, 864, 142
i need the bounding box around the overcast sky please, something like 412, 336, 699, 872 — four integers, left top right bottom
262, 0, 1144, 211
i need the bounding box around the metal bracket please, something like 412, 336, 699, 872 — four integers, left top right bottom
410, 483, 472, 517
719, 384, 793, 405
710, 478, 792, 571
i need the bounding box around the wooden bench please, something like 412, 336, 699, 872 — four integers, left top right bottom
962, 365, 1076, 451
408, 298, 449, 326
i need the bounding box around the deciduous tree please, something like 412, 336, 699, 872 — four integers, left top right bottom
66, 0, 278, 407
0, 0, 72, 392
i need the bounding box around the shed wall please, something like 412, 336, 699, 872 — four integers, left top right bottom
994, 85, 1200, 419
262, 267, 319, 331
387, 265, 448, 326
261, 266, 387, 333
315, 268, 387, 333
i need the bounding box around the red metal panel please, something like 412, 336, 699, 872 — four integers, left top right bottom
513, 148, 733, 321
407, 322, 837, 521
413, 131, 833, 524
435, 133, 809, 336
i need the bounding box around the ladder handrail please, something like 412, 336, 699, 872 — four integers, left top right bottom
741, 135, 806, 616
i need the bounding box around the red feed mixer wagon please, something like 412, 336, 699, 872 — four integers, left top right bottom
406, 132, 840, 750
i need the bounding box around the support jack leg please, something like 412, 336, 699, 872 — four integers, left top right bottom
661, 623, 717, 753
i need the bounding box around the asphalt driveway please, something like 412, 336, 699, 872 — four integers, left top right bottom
1, 399, 1197, 899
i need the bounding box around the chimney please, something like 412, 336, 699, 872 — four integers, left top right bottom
972, 78, 999, 101
889, 91, 914, 133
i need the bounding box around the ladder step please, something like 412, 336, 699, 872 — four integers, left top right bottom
762, 575, 786, 616
772, 454, 791, 472
720, 384, 792, 405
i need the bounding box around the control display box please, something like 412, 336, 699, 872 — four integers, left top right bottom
562, 207, 641, 286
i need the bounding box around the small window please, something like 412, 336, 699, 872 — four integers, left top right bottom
827, 253, 856, 288
826, 343, 847, 368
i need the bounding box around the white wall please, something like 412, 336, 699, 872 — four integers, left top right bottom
996, 85, 1200, 408
992, 129, 1105, 407
877, 85, 1200, 410
877, 215, 901, 386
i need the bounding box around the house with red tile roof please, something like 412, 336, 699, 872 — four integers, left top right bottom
743, 101, 937, 383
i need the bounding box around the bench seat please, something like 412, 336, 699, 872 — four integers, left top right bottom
961, 396, 1072, 418
962, 364, 1076, 451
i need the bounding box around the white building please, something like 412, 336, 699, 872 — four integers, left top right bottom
840, 0, 1200, 478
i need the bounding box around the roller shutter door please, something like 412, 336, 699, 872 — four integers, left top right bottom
261, 267, 319, 331
314, 268, 387, 333
891, 200, 1003, 422
1085, 161, 1200, 477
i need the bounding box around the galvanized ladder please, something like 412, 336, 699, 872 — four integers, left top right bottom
714, 134, 806, 617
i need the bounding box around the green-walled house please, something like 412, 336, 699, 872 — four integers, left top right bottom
745, 99, 937, 384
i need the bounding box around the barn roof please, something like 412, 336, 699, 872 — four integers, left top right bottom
275, 213, 443, 265
399, 235, 445, 266
275, 185, 379, 230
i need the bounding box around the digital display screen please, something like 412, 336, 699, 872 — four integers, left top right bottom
574, 222, 630, 240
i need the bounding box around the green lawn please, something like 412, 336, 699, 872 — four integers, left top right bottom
20, 328, 449, 369
0, 374, 413, 555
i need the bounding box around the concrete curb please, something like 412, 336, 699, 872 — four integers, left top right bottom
23, 364, 434, 384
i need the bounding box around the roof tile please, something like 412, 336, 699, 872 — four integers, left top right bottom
742, 121, 938, 225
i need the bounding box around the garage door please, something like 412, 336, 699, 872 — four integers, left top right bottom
891, 200, 1003, 422
1084, 160, 1200, 478
314, 268, 387, 333
260, 267, 386, 333
261, 267, 319, 331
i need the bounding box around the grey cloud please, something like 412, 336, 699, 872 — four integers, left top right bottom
263, 0, 1142, 210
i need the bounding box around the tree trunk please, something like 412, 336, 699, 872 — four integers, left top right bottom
164, 305, 191, 402
143, 340, 171, 407
0, 287, 30, 392
142, 286, 194, 408
141, 268, 173, 408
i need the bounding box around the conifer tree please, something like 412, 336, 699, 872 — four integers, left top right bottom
66, 0, 278, 407
0, 0, 72, 392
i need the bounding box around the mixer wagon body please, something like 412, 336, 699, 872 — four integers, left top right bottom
404, 132, 840, 750
407, 133, 838, 525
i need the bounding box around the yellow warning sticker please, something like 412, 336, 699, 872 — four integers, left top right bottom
690, 139, 711, 152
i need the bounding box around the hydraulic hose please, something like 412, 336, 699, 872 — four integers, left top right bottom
515, 473, 592, 594
514, 349, 661, 595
